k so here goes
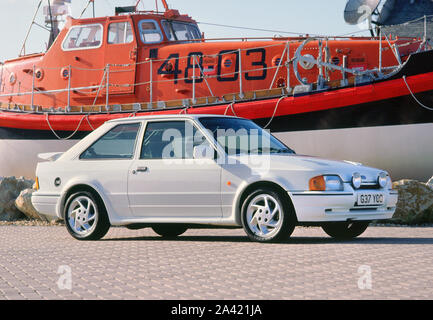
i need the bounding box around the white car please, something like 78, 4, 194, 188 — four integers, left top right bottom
32, 115, 398, 242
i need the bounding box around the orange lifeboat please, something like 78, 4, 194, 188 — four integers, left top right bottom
0, 0, 432, 180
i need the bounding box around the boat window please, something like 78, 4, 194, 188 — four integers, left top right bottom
80, 123, 141, 160
108, 22, 134, 44
138, 19, 163, 44
62, 24, 103, 51
162, 20, 201, 41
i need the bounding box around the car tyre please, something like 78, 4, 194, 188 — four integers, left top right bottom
64, 191, 110, 240
241, 188, 296, 243
152, 224, 188, 238
322, 221, 369, 240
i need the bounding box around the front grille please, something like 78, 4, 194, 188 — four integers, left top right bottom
359, 182, 380, 190
350, 207, 378, 211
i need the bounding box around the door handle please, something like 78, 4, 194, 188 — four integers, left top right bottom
132, 166, 148, 174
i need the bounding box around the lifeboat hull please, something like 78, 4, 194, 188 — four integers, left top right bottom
1, 64, 432, 181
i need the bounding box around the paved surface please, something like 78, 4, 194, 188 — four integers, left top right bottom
0, 225, 432, 300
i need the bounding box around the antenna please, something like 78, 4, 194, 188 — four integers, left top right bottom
344, 0, 381, 25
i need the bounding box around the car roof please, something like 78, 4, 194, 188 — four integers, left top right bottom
107, 114, 241, 124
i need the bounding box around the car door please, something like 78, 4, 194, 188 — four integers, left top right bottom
78, 122, 143, 218
127, 119, 222, 218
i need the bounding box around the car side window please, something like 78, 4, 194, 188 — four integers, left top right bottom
80, 123, 141, 160
140, 121, 210, 159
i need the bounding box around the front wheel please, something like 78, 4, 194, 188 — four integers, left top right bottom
321, 221, 369, 240
152, 224, 188, 238
241, 188, 296, 243
64, 191, 110, 240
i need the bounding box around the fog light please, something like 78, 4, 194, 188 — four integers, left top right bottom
378, 172, 388, 188
352, 173, 362, 189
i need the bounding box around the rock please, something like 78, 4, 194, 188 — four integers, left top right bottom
15, 188, 53, 222
0, 176, 34, 221
391, 179, 433, 224
427, 176, 433, 190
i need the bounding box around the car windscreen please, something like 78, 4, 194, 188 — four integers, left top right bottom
198, 117, 294, 155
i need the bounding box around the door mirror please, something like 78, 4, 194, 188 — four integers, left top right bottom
193, 145, 214, 160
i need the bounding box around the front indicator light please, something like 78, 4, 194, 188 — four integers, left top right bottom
309, 176, 326, 191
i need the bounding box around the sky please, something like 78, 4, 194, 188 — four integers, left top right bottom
0, 0, 370, 62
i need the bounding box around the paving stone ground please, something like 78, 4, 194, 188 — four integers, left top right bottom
0, 225, 432, 300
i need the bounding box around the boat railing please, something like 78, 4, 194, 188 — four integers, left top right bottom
0, 35, 424, 114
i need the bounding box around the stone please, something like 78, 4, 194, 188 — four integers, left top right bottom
427, 176, 433, 190
391, 179, 433, 224
0, 176, 34, 221
15, 188, 52, 222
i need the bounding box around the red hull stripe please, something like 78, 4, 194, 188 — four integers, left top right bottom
1, 72, 433, 132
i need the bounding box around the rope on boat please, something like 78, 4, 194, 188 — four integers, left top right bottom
223, 103, 237, 117
179, 107, 189, 114
46, 113, 88, 140
263, 95, 286, 129
85, 115, 95, 130
403, 76, 433, 111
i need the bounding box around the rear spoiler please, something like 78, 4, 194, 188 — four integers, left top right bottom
38, 152, 64, 162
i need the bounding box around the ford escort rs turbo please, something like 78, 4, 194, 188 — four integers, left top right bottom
32, 115, 398, 242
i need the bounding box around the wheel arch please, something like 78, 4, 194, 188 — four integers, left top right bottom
59, 183, 108, 220
234, 180, 298, 225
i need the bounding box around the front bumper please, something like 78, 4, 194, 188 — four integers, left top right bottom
31, 192, 61, 218
290, 190, 398, 222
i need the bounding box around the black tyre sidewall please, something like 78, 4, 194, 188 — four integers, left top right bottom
64, 191, 110, 240
322, 221, 370, 240
152, 224, 188, 238
241, 188, 295, 243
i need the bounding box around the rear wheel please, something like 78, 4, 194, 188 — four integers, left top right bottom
322, 221, 369, 240
152, 224, 188, 238
241, 188, 296, 243
64, 191, 110, 240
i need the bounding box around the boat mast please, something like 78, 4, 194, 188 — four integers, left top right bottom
80, 0, 96, 18
135, 0, 169, 12
19, 0, 43, 56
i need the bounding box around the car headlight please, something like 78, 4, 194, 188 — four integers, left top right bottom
309, 175, 344, 191
378, 172, 388, 188
352, 172, 362, 189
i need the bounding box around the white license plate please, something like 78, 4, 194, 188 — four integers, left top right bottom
357, 193, 385, 206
